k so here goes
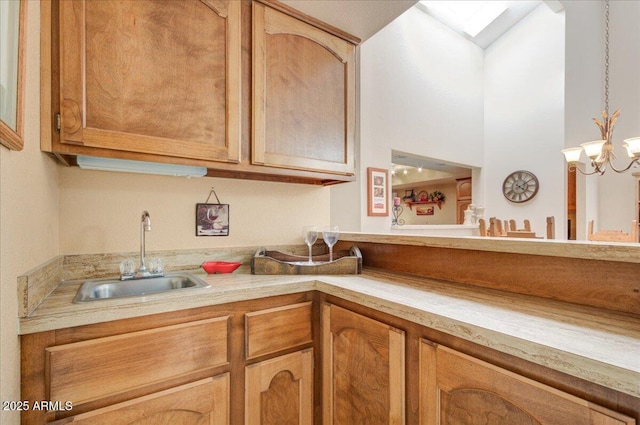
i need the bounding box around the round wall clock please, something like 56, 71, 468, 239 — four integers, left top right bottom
502, 170, 539, 203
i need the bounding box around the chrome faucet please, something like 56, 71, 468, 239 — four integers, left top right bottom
121, 211, 164, 280
139, 211, 152, 274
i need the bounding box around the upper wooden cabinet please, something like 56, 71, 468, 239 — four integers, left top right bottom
252, 2, 356, 176
51, 0, 241, 163
41, 1, 360, 184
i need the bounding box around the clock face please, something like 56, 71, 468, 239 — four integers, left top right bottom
502, 170, 539, 203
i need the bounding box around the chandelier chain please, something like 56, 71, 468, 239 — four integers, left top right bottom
604, 0, 610, 115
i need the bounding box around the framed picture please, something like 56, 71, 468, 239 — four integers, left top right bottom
196, 203, 229, 236
367, 167, 389, 216
416, 206, 435, 216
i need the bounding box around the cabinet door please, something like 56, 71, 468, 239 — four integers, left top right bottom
455, 178, 472, 200
456, 201, 471, 225
252, 3, 355, 176
322, 303, 405, 425
59, 0, 240, 163
49, 375, 229, 425
245, 349, 314, 425
419, 341, 635, 425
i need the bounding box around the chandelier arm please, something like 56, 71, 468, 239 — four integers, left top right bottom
592, 159, 607, 175
607, 158, 640, 174
569, 163, 603, 176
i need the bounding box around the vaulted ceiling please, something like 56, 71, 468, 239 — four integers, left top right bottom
280, 0, 418, 41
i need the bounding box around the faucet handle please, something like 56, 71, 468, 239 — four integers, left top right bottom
149, 258, 164, 274
119, 259, 136, 277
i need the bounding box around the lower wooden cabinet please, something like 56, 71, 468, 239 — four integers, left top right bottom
245, 349, 314, 425
322, 303, 406, 425
419, 340, 635, 425
21, 293, 639, 425
49, 375, 229, 425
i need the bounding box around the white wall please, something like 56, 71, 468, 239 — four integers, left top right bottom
483, 4, 566, 237
358, 6, 484, 233
563, 0, 602, 240
356, 3, 565, 237
564, 0, 640, 237
595, 1, 640, 233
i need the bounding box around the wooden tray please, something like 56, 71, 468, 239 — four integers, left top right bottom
251, 246, 362, 275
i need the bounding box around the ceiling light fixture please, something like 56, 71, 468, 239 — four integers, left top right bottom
561, 0, 640, 175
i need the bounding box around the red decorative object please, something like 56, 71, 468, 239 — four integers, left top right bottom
201, 261, 242, 274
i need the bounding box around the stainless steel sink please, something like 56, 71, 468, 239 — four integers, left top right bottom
74, 273, 210, 303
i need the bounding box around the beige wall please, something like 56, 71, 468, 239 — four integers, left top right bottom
0, 4, 60, 424
393, 182, 457, 225
59, 168, 330, 254
0, 2, 329, 424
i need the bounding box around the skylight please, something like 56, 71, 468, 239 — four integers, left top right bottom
420, 1, 507, 37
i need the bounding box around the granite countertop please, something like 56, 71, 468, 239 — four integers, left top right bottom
19, 265, 640, 398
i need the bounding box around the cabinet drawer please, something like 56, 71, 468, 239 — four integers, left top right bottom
46, 316, 229, 405
245, 302, 312, 359
48, 375, 229, 425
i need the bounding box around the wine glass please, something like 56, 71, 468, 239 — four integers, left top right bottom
322, 226, 339, 262
302, 226, 318, 264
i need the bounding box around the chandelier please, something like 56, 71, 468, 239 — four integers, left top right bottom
561, 0, 640, 175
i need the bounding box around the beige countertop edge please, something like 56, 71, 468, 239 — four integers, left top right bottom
314, 280, 639, 398
19, 271, 640, 398
339, 232, 640, 263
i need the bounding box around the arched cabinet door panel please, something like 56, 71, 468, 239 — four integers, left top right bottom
245, 349, 314, 425
252, 2, 356, 176
418, 341, 635, 425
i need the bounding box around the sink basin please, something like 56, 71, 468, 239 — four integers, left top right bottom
74, 273, 210, 303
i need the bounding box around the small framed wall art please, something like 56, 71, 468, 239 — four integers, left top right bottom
196, 203, 229, 236
367, 167, 389, 216
196, 188, 229, 236
416, 206, 435, 216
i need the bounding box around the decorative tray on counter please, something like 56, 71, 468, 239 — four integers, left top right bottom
251, 246, 362, 275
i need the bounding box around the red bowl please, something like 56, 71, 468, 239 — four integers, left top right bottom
201, 261, 242, 274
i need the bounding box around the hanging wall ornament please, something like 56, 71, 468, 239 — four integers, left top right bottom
196, 187, 229, 236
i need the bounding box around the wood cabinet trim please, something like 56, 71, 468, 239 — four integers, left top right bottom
254, 0, 361, 45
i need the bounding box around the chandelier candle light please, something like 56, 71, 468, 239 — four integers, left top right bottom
561, 0, 640, 175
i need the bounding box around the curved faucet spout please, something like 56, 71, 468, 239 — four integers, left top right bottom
142, 211, 151, 231
139, 211, 151, 273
